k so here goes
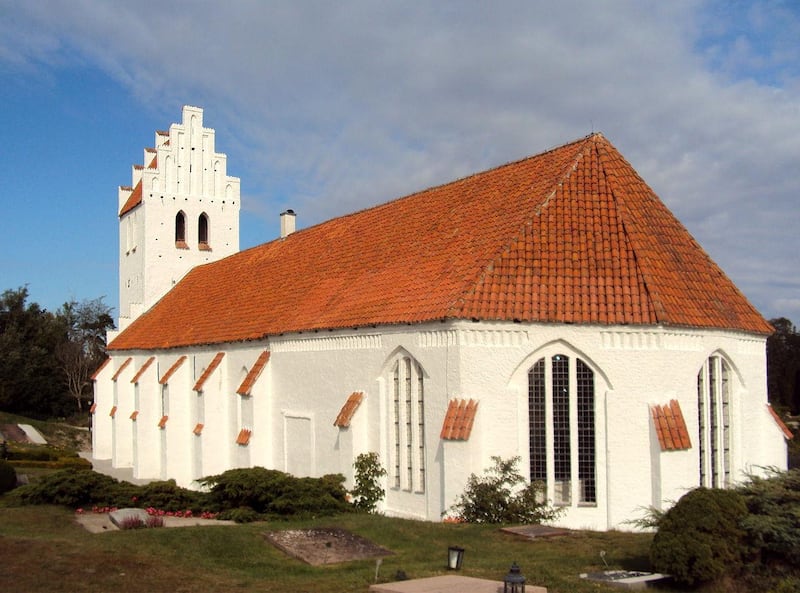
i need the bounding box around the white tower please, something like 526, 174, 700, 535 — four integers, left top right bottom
115, 106, 240, 332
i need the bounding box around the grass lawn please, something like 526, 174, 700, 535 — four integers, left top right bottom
0, 504, 676, 593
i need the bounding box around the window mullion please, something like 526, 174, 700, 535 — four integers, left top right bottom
569, 358, 579, 505
544, 360, 555, 503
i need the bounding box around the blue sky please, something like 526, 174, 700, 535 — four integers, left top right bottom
1, 0, 799, 324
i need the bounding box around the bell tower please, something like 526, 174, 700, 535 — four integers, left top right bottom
115, 106, 240, 332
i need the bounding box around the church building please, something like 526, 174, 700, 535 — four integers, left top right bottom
92, 106, 790, 530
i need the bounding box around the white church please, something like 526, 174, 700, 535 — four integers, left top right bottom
92, 106, 790, 530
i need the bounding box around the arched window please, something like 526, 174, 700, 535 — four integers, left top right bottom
389, 355, 426, 493
175, 211, 187, 248
528, 354, 596, 505
698, 355, 732, 488
198, 213, 210, 250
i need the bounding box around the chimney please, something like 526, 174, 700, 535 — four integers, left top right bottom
280, 209, 296, 238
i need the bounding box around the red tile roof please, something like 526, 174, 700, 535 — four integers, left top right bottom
159, 355, 187, 385
334, 392, 364, 428
441, 399, 478, 440
111, 357, 132, 381
236, 351, 270, 395
109, 134, 771, 352
131, 356, 155, 384
767, 404, 793, 439
119, 154, 157, 217
193, 352, 225, 391
651, 400, 692, 451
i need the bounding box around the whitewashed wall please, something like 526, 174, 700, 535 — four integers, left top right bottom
93, 320, 785, 530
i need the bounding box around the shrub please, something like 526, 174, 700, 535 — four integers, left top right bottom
4, 444, 81, 462
447, 456, 563, 524
737, 468, 800, 567
270, 474, 349, 517
6, 469, 127, 508
201, 467, 294, 513
350, 452, 387, 513
650, 487, 750, 586
218, 507, 261, 523
200, 467, 349, 517
137, 480, 207, 513
7, 457, 92, 470
0, 460, 17, 494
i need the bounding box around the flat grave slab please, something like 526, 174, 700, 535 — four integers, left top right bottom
264, 528, 393, 565
580, 570, 670, 590
370, 575, 547, 593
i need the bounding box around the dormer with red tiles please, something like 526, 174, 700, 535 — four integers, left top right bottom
114, 106, 241, 335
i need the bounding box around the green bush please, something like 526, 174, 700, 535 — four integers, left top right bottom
200, 467, 349, 517
447, 456, 563, 524
0, 460, 17, 494
737, 468, 800, 567
137, 480, 207, 513
271, 475, 349, 517
350, 452, 387, 513
8, 457, 92, 470
650, 487, 750, 586
6, 469, 128, 508
6, 446, 61, 462
218, 507, 261, 523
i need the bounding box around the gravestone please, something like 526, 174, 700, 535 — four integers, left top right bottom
109, 508, 150, 528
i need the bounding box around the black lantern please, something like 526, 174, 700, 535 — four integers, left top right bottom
503, 562, 526, 593
447, 546, 465, 570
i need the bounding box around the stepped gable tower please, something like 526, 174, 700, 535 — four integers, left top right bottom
115, 106, 240, 332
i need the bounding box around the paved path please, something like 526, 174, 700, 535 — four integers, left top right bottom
370, 575, 546, 593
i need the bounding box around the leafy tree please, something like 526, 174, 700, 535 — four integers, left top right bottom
448, 456, 562, 524
0, 287, 69, 418
55, 298, 115, 412
767, 317, 800, 414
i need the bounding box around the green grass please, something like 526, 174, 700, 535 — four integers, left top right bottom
0, 504, 676, 593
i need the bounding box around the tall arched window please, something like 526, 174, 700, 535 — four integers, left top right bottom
698, 355, 732, 488
198, 213, 210, 250
175, 211, 187, 248
528, 354, 596, 505
390, 355, 426, 493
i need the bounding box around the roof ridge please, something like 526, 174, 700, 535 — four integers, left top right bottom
277, 134, 601, 243
446, 135, 597, 318
591, 138, 664, 322
593, 137, 770, 332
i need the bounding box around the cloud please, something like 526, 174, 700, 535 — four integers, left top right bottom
2, 0, 798, 319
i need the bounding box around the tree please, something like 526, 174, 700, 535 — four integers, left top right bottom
767, 318, 800, 414
55, 298, 115, 412
0, 287, 69, 418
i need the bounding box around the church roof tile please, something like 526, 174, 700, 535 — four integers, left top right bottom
109, 134, 770, 351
